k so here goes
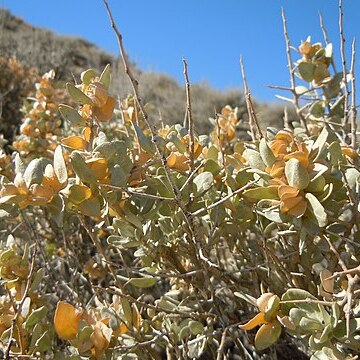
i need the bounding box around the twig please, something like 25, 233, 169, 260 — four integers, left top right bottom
142, 269, 205, 279
319, 11, 338, 73
183, 58, 196, 206
240, 57, 262, 140
350, 38, 357, 149
267, 84, 293, 91
322, 234, 356, 337
339, 0, 350, 129
325, 265, 360, 280
113, 333, 162, 350
5, 230, 37, 358
102, 0, 181, 199
179, 160, 204, 193
191, 179, 258, 217
268, 83, 322, 96
182, 58, 195, 175
281, 8, 310, 135
101, 183, 175, 201
79, 216, 124, 292
102, 286, 217, 320
101, 3, 208, 280
280, 299, 335, 306
216, 328, 228, 360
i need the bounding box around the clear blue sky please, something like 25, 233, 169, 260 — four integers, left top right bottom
1, 0, 359, 102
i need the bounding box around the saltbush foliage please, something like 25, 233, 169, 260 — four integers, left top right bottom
0, 6, 359, 360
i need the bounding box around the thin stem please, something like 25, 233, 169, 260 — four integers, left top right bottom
319, 11, 338, 73
102, 0, 181, 199
101, 183, 175, 201
240, 56, 262, 140
281, 8, 310, 135
182, 58, 195, 175
191, 179, 258, 217
182, 58, 195, 205
339, 0, 350, 129
5, 218, 38, 359
350, 38, 357, 149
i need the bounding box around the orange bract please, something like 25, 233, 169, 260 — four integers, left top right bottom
54, 301, 81, 340
94, 96, 116, 122
278, 184, 307, 217
62, 135, 89, 150
167, 152, 189, 171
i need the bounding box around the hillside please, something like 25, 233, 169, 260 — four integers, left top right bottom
0, 8, 288, 136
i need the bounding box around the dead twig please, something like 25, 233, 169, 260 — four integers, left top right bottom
349, 38, 357, 149
102, 0, 181, 199
281, 8, 310, 135
319, 11, 338, 74
182, 58, 195, 201
322, 234, 358, 337
240, 56, 262, 140
216, 328, 228, 360
5, 219, 38, 359
339, 0, 350, 129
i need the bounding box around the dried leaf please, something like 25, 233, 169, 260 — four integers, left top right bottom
255, 322, 282, 350
54, 301, 80, 340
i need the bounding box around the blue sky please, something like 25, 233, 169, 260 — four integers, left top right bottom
1, 0, 359, 102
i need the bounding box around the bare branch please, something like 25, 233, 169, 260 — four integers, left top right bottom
339, 0, 350, 129
182, 58, 195, 203
216, 329, 228, 360
319, 11, 338, 74
281, 8, 310, 135
5, 215, 38, 359
102, 0, 182, 198
240, 56, 262, 140
350, 38, 357, 149
191, 179, 258, 217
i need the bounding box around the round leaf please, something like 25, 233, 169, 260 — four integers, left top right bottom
255, 322, 282, 351
285, 158, 309, 190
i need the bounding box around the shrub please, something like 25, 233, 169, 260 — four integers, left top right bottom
0, 3, 359, 360
0, 57, 38, 142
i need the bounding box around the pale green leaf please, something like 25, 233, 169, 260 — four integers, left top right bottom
59, 104, 85, 127
99, 64, 111, 88
54, 146, 67, 184
66, 83, 92, 105
80, 69, 96, 85
285, 158, 309, 190
70, 151, 97, 184
194, 172, 214, 193
128, 276, 157, 288
305, 192, 328, 227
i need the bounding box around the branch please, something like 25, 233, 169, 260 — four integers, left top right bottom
350, 38, 357, 149
182, 58, 195, 197
101, 183, 176, 201
319, 11, 338, 73
240, 56, 262, 140
5, 217, 38, 359
191, 179, 258, 217
102, 0, 181, 198
216, 329, 228, 360
322, 234, 357, 338
339, 0, 350, 129
281, 8, 310, 135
